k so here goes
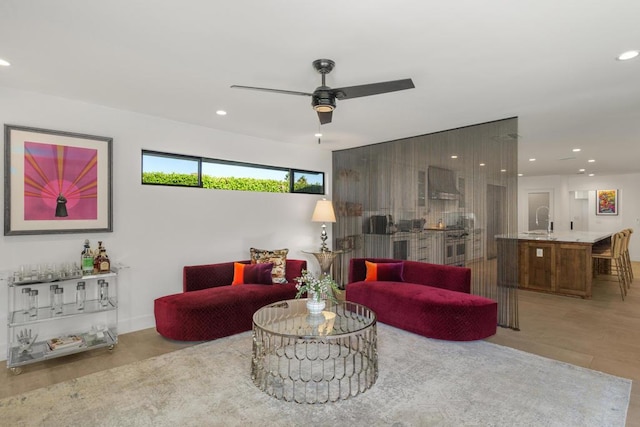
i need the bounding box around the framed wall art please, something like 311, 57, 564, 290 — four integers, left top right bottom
4, 124, 113, 235
596, 189, 618, 216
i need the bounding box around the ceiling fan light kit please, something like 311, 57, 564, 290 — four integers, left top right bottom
231, 59, 415, 125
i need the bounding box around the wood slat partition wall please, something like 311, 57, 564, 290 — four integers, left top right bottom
332, 118, 520, 330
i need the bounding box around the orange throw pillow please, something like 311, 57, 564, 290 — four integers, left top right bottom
232, 262, 273, 285
364, 260, 405, 282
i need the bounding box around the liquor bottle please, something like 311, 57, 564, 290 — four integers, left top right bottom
95, 241, 111, 273
81, 239, 94, 275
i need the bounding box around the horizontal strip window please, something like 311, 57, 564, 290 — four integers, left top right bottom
141, 150, 325, 195
292, 170, 324, 194
142, 151, 201, 187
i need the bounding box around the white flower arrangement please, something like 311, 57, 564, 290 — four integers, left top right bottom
294, 270, 340, 302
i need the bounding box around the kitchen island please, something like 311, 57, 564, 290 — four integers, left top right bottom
498, 231, 611, 299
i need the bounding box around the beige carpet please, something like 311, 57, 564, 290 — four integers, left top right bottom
0, 324, 631, 426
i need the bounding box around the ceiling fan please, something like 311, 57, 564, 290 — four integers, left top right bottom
231, 59, 415, 125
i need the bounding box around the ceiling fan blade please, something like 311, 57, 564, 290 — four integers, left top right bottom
333, 79, 415, 100
318, 110, 333, 125
230, 85, 312, 97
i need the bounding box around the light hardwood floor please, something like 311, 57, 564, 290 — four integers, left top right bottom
2, 265, 638, 426
487, 262, 640, 427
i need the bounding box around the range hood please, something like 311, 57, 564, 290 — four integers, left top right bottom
428, 166, 460, 200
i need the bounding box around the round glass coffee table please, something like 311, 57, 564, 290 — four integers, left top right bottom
251, 298, 377, 404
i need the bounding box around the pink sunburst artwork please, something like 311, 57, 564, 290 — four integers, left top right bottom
23, 141, 98, 220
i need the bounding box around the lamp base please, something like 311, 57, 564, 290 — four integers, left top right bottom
319, 223, 329, 252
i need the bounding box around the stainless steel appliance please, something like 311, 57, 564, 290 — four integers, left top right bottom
398, 218, 425, 232
444, 228, 468, 266
368, 215, 393, 234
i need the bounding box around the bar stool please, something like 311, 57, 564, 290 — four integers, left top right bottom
592, 231, 627, 300
623, 228, 634, 284
619, 229, 633, 290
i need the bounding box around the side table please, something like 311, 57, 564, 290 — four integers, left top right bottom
303, 250, 342, 277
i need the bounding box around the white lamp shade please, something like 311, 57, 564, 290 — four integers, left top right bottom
311, 199, 336, 223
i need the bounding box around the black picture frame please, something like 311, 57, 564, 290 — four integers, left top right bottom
4, 124, 113, 235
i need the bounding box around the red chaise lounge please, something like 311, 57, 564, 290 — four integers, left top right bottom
154, 259, 306, 341
346, 258, 497, 341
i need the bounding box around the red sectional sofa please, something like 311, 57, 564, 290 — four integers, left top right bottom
154, 259, 306, 341
346, 258, 497, 341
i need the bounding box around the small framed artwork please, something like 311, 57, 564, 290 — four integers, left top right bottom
596, 189, 618, 216
4, 124, 113, 235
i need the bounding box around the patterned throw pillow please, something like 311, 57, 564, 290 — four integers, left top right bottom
364, 260, 404, 282
250, 248, 289, 284
231, 262, 274, 286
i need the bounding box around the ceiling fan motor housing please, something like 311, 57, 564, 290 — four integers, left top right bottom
312, 87, 336, 112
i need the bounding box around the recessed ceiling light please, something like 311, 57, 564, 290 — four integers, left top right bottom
451, 155, 458, 159
588, 173, 595, 177
579, 168, 585, 172
216, 110, 227, 116
0, 58, 10, 67
518, 173, 523, 177
529, 158, 536, 162
314, 133, 322, 138
479, 163, 485, 167
572, 148, 581, 152
588, 159, 595, 163
500, 169, 507, 173
617, 50, 639, 61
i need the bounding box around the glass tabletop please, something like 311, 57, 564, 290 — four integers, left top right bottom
252, 298, 376, 339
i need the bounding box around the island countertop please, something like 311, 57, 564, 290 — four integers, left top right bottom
497, 231, 612, 244
497, 230, 613, 299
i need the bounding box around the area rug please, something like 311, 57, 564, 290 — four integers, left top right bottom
0, 324, 631, 427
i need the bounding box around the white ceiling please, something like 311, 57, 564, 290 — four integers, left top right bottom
1, 1, 638, 177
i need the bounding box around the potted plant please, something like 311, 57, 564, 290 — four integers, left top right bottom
294, 270, 340, 314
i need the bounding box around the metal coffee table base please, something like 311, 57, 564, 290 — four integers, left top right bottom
251, 299, 378, 404
252, 328, 377, 403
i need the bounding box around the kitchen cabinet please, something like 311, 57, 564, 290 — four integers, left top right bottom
417, 170, 426, 207
397, 160, 415, 210
515, 232, 610, 298
466, 230, 484, 263
365, 152, 392, 210
366, 145, 418, 211
363, 233, 414, 261
364, 235, 387, 258
411, 232, 442, 263
431, 233, 444, 264
412, 232, 444, 264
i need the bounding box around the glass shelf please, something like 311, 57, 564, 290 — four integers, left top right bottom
8, 329, 117, 368
9, 298, 117, 326
8, 271, 117, 288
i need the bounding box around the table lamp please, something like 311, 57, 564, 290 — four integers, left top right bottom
311, 199, 336, 252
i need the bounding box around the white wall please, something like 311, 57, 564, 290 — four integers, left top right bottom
0, 87, 332, 359
519, 173, 640, 260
